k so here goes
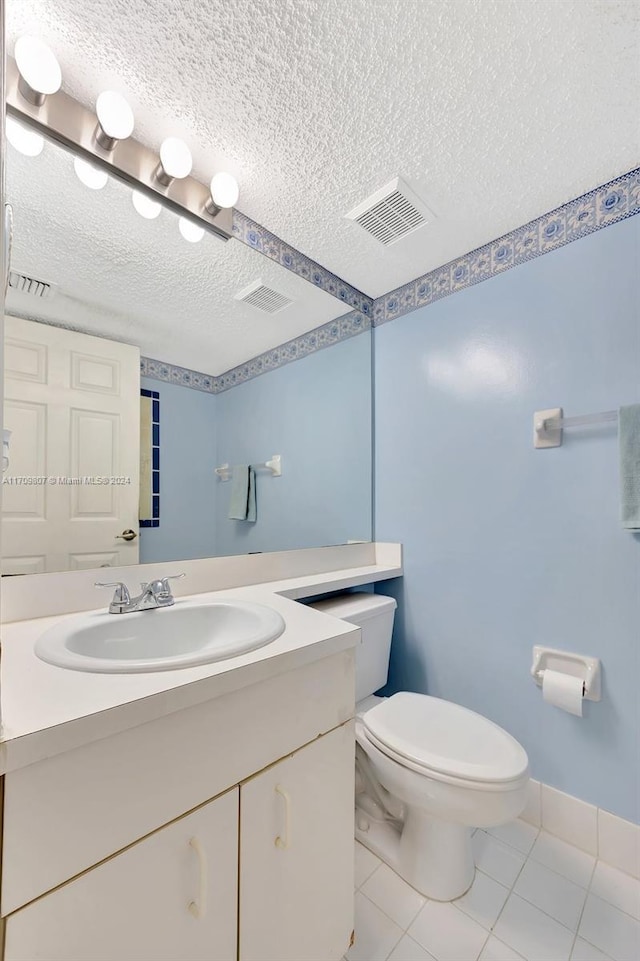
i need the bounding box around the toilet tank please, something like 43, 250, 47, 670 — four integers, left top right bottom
308, 593, 397, 701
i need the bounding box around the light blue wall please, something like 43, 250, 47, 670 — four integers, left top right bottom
374, 216, 640, 822
140, 330, 372, 562
139, 377, 218, 564
215, 333, 372, 556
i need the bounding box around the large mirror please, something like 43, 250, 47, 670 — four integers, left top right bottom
2, 136, 372, 573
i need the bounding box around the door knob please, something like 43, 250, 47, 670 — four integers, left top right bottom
116, 529, 137, 541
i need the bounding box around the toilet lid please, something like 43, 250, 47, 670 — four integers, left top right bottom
363, 692, 529, 783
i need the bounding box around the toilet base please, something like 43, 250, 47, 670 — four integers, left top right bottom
356, 802, 475, 901
355, 804, 403, 876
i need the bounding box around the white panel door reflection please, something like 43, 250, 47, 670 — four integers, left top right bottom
3, 317, 140, 573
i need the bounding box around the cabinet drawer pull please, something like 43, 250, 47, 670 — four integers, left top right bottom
188, 836, 208, 919
274, 784, 291, 850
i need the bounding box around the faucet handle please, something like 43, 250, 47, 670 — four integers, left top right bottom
139, 574, 185, 596
95, 581, 131, 613
95, 581, 131, 601
159, 573, 186, 593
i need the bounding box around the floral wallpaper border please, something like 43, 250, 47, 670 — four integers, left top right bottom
142, 167, 639, 392
231, 209, 373, 318
140, 309, 369, 394
373, 167, 640, 326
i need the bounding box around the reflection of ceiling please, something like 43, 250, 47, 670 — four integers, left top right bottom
5, 142, 349, 375
6, 0, 640, 301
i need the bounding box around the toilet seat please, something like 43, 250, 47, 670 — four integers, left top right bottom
362, 692, 529, 785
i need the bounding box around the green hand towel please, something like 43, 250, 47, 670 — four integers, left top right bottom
228, 465, 257, 522
246, 467, 257, 522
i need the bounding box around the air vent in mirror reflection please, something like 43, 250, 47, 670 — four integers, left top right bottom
8, 270, 57, 299
234, 280, 294, 314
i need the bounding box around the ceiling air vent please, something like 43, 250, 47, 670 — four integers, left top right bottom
345, 176, 434, 246
234, 280, 293, 314
8, 270, 56, 299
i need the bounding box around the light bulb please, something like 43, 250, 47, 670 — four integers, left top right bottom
15, 36, 62, 105
158, 137, 192, 182
74, 157, 108, 190
132, 191, 161, 220
95, 91, 134, 150
6, 117, 44, 157
179, 217, 204, 243
209, 172, 239, 210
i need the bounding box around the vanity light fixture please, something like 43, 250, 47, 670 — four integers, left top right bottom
179, 217, 205, 243
206, 172, 239, 214
156, 137, 193, 187
6, 55, 235, 241
132, 190, 162, 219
14, 36, 62, 106
95, 91, 135, 151
6, 116, 44, 156
74, 156, 108, 190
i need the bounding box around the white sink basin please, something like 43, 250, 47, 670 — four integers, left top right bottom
34, 599, 286, 674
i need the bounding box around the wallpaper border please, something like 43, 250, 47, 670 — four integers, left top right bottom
373, 167, 640, 326
140, 309, 370, 394
141, 167, 639, 392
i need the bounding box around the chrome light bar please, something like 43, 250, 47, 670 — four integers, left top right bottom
5, 56, 233, 243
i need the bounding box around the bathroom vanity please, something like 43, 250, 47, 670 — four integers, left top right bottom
0, 543, 402, 961
3, 654, 354, 961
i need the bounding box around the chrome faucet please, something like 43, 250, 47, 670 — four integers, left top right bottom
95, 574, 185, 614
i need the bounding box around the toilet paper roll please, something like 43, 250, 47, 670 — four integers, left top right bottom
542, 669, 584, 717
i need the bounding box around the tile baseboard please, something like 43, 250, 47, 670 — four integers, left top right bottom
521, 779, 639, 879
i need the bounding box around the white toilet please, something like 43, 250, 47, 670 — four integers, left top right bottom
310, 593, 529, 901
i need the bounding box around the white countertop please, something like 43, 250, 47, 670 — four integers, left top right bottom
0, 555, 402, 774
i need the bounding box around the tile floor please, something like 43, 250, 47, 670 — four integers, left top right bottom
347, 820, 640, 961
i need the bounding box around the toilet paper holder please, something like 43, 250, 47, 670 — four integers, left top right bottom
531, 646, 601, 702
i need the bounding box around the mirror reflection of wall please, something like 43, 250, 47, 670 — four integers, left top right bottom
140, 328, 372, 565
2, 133, 372, 573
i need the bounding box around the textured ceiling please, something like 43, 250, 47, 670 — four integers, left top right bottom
6, 0, 640, 302
5, 140, 348, 374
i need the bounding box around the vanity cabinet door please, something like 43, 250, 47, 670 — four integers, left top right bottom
239, 721, 355, 961
4, 787, 238, 961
